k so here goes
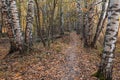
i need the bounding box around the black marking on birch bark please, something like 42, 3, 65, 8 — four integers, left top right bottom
109, 37, 116, 41
115, 9, 120, 12
108, 17, 114, 19
114, 32, 118, 38
107, 28, 115, 32
106, 54, 114, 58
106, 31, 111, 35
103, 51, 112, 55
107, 23, 112, 26
109, 4, 118, 9
105, 43, 111, 46
111, 22, 116, 24
111, 12, 118, 16
114, 4, 119, 6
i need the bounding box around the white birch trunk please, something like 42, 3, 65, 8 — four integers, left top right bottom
9, 0, 24, 52
25, 0, 34, 49
92, 0, 110, 47
98, 0, 120, 79
1, 0, 19, 53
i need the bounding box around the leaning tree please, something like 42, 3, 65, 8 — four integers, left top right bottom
95, 0, 120, 79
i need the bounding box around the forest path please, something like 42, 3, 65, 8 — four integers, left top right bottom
61, 32, 82, 80
61, 32, 97, 80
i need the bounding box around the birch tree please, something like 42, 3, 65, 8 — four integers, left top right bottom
9, 0, 24, 53
95, 0, 120, 79
76, 0, 82, 34
0, 1, 2, 35
35, 0, 46, 46
82, 0, 95, 47
92, 0, 109, 47
59, 0, 64, 35
85, 2, 95, 47
25, 0, 34, 50
1, 0, 19, 53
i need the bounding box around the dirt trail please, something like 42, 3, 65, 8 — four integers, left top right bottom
61, 32, 81, 80
61, 32, 97, 80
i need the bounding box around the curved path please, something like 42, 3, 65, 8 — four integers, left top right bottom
61, 32, 97, 80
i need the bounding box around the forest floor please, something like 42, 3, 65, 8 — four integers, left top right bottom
0, 32, 120, 80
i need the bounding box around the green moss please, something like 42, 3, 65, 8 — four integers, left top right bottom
92, 71, 105, 80
56, 47, 61, 53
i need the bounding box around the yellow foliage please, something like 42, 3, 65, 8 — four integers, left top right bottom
82, 8, 88, 12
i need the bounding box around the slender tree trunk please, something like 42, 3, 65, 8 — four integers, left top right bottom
35, 0, 46, 46
76, 0, 85, 40
50, 0, 56, 42
83, 0, 89, 47
1, 0, 18, 53
25, 0, 34, 50
34, 5, 39, 39
59, 0, 64, 35
9, 0, 24, 53
96, 0, 120, 79
86, 4, 94, 47
0, 1, 2, 35
18, 0, 22, 28
76, 0, 81, 34
91, 0, 109, 47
